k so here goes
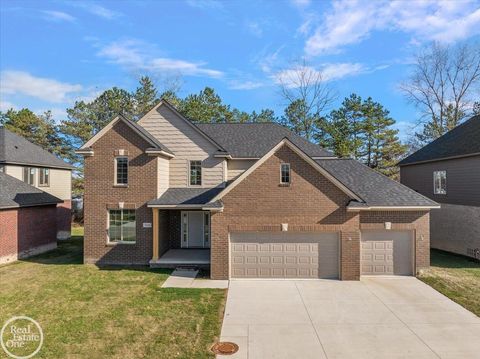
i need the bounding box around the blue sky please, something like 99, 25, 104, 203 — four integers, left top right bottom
1, 0, 479, 140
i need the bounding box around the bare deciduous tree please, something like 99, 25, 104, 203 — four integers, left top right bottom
401, 42, 480, 143
277, 60, 336, 140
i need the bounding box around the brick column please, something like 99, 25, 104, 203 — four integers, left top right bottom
341, 231, 360, 280
210, 212, 229, 280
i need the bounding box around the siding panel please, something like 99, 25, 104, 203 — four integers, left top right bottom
400, 155, 480, 206
139, 106, 224, 187
227, 160, 256, 181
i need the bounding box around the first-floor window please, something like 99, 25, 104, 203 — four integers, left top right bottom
108, 209, 136, 243
23, 167, 36, 185
280, 163, 291, 184
39, 168, 50, 186
433, 170, 447, 194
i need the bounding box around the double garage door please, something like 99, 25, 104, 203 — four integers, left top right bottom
230, 232, 339, 279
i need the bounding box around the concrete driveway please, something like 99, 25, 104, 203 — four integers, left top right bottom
218, 277, 479, 359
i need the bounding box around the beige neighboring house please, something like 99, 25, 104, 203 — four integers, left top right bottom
399, 115, 480, 259
0, 127, 73, 240
77, 100, 439, 280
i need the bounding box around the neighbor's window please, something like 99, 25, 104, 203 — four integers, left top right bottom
190, 160, 202, 186
108, 209, 136, 243
433, 170, 447, 194
39, 168, 50, 186
23, 167, 36, 185
115, 157, 128, 185
280, 163, 291, 184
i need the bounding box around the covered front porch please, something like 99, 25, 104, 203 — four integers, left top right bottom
147, 187, 224, 269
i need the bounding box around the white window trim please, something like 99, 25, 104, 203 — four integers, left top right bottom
107, 209, 137, 244
180, 211, 211, 248
114, 156, 128, 186
23, 167, 36, 186
280, 163, 291, 184
188, 160, 202, 187
433, 170, 447, 195
38, 168, 50, 187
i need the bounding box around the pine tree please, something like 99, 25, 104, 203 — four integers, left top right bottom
134, 76, 158, 120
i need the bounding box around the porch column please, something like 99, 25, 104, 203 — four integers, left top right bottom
152, 208, 159, 261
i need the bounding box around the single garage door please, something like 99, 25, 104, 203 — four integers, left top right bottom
230, 232, 339, 279
361, 231, 413, 276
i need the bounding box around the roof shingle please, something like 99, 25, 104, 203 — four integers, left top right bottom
195, 123, 334, 158
399, 115, 480, 166
316, 159, 438, 208
0, 172, 63, 209
0, 127, 73, 169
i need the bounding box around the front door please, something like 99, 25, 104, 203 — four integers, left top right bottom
188, 212, 204, 247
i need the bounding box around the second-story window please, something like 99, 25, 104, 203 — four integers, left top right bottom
23, 167, 35, 185
433, 170, 446, 194
190, 160, 202, 186
39, 168, 50, 186
280, 163, 291, 184
115, 157, 128, 185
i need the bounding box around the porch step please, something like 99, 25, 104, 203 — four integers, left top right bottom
149, 249, 211, 269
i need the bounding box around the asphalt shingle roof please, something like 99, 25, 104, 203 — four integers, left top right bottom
0, 127, 73, 169
195, 123, 334, 158
398, 115, 480, 166
316, 159, 438, 207
0, 172, 63, 209
148, 187, 224, 206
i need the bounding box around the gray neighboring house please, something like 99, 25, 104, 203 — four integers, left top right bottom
399, 115, 480, 259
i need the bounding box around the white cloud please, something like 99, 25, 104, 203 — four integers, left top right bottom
42, 10, 76, 22
97, 39, 223, 78
245, 21, 263, 37
274, 63, 366, 88
71, 2, 122, 20
0, 100, 17, 112
0, 70, 82, 103
304, 0, 480, 56
228, 80, 265, 90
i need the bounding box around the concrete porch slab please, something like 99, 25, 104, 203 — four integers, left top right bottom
150, 249, 210, 268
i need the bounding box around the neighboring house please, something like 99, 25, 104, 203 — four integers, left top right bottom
0, 172, 62, 264
399, 115, 480, 259
77, 100, 438, 280
0, 127, 73, 240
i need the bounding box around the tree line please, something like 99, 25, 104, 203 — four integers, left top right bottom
1, 42, 478, 195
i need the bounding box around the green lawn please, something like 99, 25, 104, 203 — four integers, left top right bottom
419, 249, 480, 316
0, 229, 226, 359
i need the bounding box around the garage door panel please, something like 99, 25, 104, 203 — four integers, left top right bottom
361, 231, 413, 276
230, 232, 339, 279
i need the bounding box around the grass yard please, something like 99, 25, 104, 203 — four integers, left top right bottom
419, 249, 480, 317
0, 228, 226, 359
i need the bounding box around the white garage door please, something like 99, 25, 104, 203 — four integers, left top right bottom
230, 232, 339, 279
361, 231, 413, 276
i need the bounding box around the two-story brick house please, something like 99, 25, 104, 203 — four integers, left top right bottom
77, 100, 439, 280
0, 127, 73, 263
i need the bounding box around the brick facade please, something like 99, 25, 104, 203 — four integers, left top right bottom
210, 145, 430, 280
83, 128, 430, 279
0, 205, 58, 264
56, 200, 72, 239
83, 120, 157, 265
